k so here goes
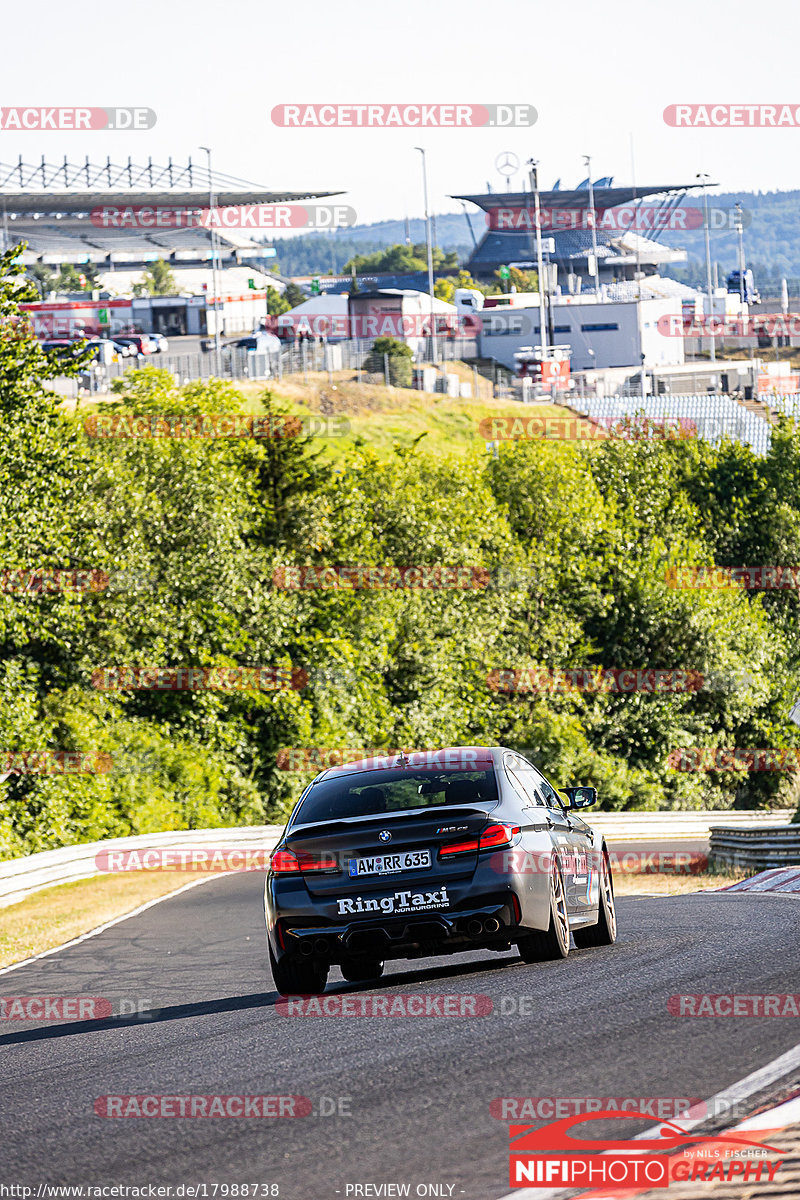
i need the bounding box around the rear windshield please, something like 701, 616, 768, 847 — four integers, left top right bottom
292, 767, 498, 826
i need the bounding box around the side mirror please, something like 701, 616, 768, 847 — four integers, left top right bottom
561, 786, 597, 810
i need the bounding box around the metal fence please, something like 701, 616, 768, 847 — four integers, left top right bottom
709, 823, 800, 870
572, 394, 773, 455
57, 335, 482, 396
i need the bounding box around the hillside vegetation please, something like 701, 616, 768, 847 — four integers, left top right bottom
2, 247, 800, 858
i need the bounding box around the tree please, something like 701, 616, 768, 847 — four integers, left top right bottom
28, 264, 56, 298
54, 263, 99, 294
367, 337, 413, 386
266, 286, 290, 316
488, 266, 538, 294
343, 242, 459, 276
283, 282, 307, 309
133, 259, 176, 297
434, 270, 488, 303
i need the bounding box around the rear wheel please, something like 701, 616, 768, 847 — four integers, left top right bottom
573, 853, 617, 947
269, 946, 329, 996
517, 859, 570, 962
340, 959, 385, 984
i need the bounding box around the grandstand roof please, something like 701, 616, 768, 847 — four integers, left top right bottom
451, 184, 704, 211
1, 187, 341, 217
0, 157, 342, 262
0, 156, 342, 215
464, 228, 687, 272
9, 215, 262, 260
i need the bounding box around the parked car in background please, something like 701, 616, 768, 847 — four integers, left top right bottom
114, 334, 154, 356
40, 339, 78, 360
149, 333, 169, 353
85, 339, 126, 365
227, 332, 282, 354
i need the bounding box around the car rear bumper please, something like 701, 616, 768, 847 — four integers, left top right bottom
269, 896, 524, 964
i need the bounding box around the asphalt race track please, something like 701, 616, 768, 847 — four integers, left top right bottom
2, 874, 800, 1199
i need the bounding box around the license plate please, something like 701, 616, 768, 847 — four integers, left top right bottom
348, 850, 431, 877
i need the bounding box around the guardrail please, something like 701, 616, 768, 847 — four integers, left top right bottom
0, 825, 282, 910
586, 810, 794, 842
709, 824, 800, 870
2, 810, 795, 909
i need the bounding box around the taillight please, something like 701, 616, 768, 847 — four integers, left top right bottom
479, 823, 520, 850
270, 848, 340, 874
298, 852, 340, 873
439, 823, 520, 859
439, 835, 480, 859
271, 849, 301, 873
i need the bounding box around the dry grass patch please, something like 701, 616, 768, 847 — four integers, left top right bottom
0, 870, 218, 968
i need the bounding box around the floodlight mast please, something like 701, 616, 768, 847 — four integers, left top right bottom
527, 159, 549, 358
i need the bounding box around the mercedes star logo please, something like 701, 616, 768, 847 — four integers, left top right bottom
495, 151, 520, 177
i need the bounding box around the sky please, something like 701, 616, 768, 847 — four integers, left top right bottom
1, 0, 798, 229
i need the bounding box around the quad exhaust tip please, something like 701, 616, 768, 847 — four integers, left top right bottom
298, 936, 331, 957
465, 915, 502, 938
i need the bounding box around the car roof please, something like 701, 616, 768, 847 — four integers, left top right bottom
314, 746, 505, 784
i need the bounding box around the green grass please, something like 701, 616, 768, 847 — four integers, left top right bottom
72, 363, 591, 461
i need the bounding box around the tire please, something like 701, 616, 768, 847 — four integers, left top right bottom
340, 959, 385, 984
573, 852, 617, 948
269, 946, 329, 996
517, 859, 570, 962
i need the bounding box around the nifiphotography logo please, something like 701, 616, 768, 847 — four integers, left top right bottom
507, 1109, 783, 1188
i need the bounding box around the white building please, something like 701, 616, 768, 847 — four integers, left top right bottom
474, 287, 690, 372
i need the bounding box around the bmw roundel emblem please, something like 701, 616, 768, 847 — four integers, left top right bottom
378, 830, 392, 843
